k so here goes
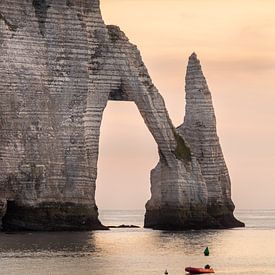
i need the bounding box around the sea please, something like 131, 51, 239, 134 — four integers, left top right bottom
0, 209, 275, 275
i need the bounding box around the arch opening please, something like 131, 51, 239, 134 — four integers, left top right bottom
96, 101, 158, 225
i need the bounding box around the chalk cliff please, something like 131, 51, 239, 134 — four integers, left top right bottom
0, 0, 243, 230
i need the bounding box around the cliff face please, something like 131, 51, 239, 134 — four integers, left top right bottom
0, 0, 107, 230
0, 0, 243, 230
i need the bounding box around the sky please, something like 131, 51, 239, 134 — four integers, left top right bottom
96, 0, 275, 210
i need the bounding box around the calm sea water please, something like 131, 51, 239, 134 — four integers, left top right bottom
0, 210, 275, 275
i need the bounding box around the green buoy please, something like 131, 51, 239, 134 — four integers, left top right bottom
204, 247, 209, 256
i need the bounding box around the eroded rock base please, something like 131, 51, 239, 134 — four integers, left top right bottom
207, 204, 245, 228
145, 208, 208, 230
145, 207, 244, 230
2, 202, 107, 231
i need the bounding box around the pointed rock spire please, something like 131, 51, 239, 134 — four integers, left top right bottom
178, 53, 244, 228
185, 52, 214, 124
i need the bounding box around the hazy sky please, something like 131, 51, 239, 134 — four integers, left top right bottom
96, 0, 275, 210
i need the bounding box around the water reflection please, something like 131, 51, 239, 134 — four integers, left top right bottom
0, 228, 228, 259
0, 231, 98, 257
157, 230, 224, 255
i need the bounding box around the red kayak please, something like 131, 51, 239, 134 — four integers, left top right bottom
185, 267, 215, 274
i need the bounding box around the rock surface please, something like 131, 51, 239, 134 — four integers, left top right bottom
0, 0, 108, 230
177, 53, 244, 228
0, 0, 243, 230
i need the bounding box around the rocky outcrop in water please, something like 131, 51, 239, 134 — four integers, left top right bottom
177, 53, 244, 228
145, 53, 244, 229
0, 0, 243, 230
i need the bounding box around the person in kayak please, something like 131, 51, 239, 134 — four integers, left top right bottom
204, 264, 211, 269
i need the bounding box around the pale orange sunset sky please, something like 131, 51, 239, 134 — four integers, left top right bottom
96, 0, 275, 210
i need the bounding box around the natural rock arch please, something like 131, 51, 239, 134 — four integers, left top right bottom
0, 0, 243, 230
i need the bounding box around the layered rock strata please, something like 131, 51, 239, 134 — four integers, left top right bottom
0, 0, 107, 230
0, 0, 243, 230
177, 53, 244, 228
